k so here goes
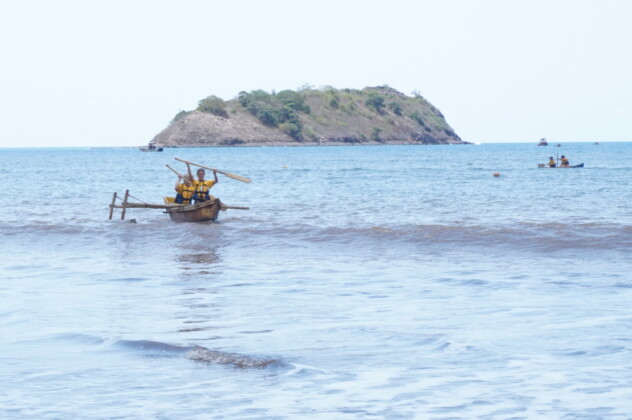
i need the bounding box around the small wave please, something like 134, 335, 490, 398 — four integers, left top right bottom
234, 221, 632, 253
22, 333, 107, 346
5, 216, 630, 255
0, 221, 108, 237
115, 339, 192, 355
115, 340, 282, 368
26, 336, 283, 369
0, 218, 218, 254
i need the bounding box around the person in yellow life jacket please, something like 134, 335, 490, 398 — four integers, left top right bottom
191, 168, 219, 204
174, 174, 195, 204
548, 157, 556, 168
560, 155, 570, 167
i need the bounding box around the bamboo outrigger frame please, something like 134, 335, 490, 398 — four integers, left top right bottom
109, 190, 248, 222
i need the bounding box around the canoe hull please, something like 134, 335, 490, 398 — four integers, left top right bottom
538, 163, 584, 169
166, 199, 221, 222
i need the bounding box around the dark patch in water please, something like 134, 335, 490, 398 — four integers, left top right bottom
563, 350, 587, 356
185, 345, 283, 369
190, 336, 223, 341
462, 279, 488, 286
177, 252, 220, 265
178, 326, 218, 333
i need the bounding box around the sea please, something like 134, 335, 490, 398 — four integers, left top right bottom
1, 142, 631, 419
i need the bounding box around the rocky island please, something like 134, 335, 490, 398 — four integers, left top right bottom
149, 86, 467, 147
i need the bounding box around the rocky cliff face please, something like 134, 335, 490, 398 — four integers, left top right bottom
152, 110, 296, 147
150, 86, 467, 147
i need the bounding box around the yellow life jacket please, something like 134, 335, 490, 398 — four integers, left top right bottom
175, 183, 195, 204
193, 180, 216, 202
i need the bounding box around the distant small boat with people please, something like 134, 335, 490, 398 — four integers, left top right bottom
139, 144, 163, 152
537, 138, 548, 146
538, 154, 583, 169
538, 163, 584, 169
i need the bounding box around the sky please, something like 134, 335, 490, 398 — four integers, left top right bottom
1, 0, 631, 147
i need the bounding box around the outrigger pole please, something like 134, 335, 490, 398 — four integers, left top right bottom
108, 192, 117, 220
108, 189, 183, 221
120, 190, 130, 220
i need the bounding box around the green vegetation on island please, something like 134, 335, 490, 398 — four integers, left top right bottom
152, 85, 466, 147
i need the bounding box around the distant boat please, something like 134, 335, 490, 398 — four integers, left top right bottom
556, 144, 562, 147
537, 138, 548, 146
594, 142, 600, 145
538, 163, 584, 169
139, 145, 163, 152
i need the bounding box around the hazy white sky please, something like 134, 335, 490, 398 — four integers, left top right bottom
1, 0, 630, 147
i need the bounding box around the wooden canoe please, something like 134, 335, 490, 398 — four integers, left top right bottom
165, 198, 222, 222
108, 191, 248, 222
538, 163, 584, 169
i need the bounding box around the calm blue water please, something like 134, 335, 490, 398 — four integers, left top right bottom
1, 143, 631, 419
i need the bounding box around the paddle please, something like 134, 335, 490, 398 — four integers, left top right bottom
166, 164, 183, 178
174, 158, 251, 183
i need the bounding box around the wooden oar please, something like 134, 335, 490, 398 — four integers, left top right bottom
166, 164, 183, 177
174, 157, 251, 183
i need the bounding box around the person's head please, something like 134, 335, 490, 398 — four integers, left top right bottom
197, 168, 205, 180
183, 175, 193, 186
561, 155, 565, 158
549, 157, 553, 160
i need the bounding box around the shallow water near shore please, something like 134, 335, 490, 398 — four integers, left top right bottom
1, 142, 632, 418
